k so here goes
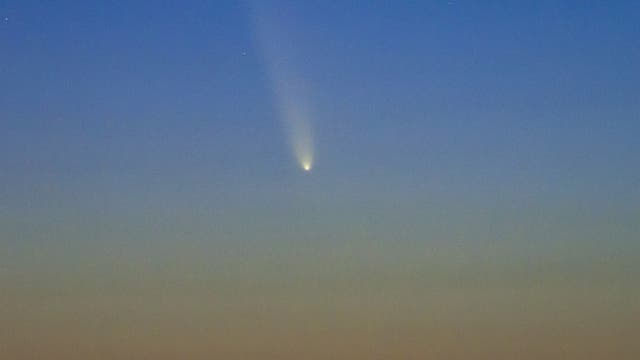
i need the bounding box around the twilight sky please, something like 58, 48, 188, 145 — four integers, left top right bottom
1, 1, 639, 359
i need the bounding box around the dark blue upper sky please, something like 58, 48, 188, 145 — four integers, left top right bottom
2, 1, 639, 208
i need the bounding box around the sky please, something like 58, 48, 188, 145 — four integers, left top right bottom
1, 1, 639, 359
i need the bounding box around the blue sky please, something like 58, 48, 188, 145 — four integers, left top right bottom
2, 2, 639, 202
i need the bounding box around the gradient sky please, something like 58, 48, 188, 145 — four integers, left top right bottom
1, 1, 639, 359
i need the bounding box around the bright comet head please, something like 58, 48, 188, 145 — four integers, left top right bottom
302, 162, 312, 172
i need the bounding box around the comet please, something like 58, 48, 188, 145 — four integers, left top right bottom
251, 4, 315, 172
